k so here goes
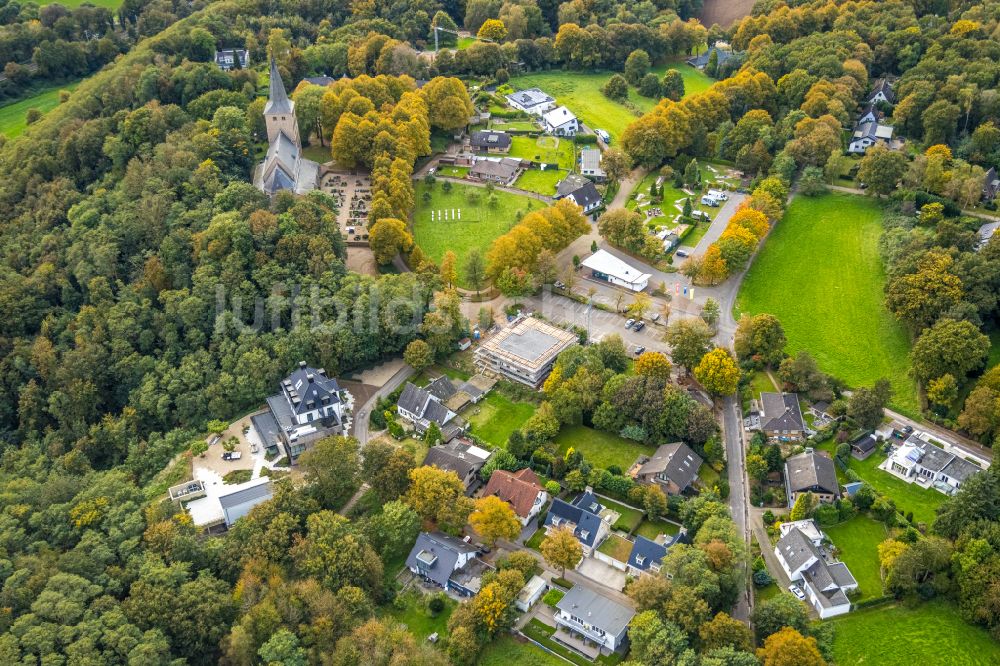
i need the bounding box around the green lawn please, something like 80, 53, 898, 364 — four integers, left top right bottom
411, 181, 545, 287
735, 193, 918, 413
595, 496, 644, 532
515, 168, 566, 196
43, 0, 121, 6
755, 582, 781, 603
436, 165, 469, 178
508, 135, 575, 169
651, 62, 715, 97
598, 534, 634, 562
479, 635, 569, 666
749, 370, 778, 397
301, 144, 330, 163
525, 527, 547, 550
465, 392, 536, 446
492, 119, 539, 132
634, 518, 682, 540
0, 81, 80, 138
828, 599, 1000, 665
554, 424, 656, 472
987, 328, 1000, 370
823, 516, 887, 600
382, 590, 456, 641
522, 619, 623, 666
455, 36, 478, 50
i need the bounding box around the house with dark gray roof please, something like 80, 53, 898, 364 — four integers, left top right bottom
302, 75, 336, 87
220, 478, 273, 527
544, 496, 609, 556
555, 173, 602, 214
686, 45, 733, 70
759, 392, 806, 441
215, 48, 249, 71
468, 157, 524, 185
405, 532, 487, 596
554, 585, 636, 654
253, 361, 349, 462
883, 432, 984, 495
866, 78, 895, 105
785, 451, 840, 505
626, 535, 676, 576
422, 439, 492, 493
396, 381, 466, 441
848, 120, 894, 154
851, 432, 879, 460
470, 130, 512, 153
857, 103, 880, 125
635, 442, 703, 495
184, 477, 273, 530
983, 167, 1000, 201
774, 526, 857, 619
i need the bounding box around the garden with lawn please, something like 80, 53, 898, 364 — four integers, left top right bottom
382, 590, 456, 642
1, 81, 80, 139
522, 619, 623, 666
650, 61, 715, 97
479, 636, 567, 666
828, 599, 1000, 665
515, 168, 566, 195
411, 181, 545, 287
508, 135, 575, 169
554, 424, 656, 472
594, 495, 644, 532
823, 516, 887, 599
634, 518, 682, 540
465, 392, 536, 446
735, 193, 918, 413
597, 534, 634, 562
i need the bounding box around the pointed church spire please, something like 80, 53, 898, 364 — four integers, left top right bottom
265, 57, 293, 115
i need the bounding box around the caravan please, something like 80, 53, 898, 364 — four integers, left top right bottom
700, 194, 721, 207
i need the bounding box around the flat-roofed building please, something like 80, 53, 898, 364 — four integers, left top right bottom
475, 315, 578, 387
580, 249, 651, 292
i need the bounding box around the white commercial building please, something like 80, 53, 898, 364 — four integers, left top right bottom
580, 250, 651, 292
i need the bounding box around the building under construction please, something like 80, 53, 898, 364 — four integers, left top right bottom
474, 315, 578, 388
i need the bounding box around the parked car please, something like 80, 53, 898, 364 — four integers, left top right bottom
624, 318, 635, 329
691, 210, 711, 221
222, 451, 242, 461
595, 129, 610, 143
707, 189, 729, 201
553, 280, 565, 289
788, 584, 806, 600
633, 346, 646, 356
633, 321, 645, 332
650, 313, 660, 322
676, 249, 689, 258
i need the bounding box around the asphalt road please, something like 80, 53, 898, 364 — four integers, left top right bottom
351, 364, 415, 444
722, 394, 751, 621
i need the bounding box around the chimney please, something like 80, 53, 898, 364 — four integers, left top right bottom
307, 373, 315, 383
298, 360, 306, 369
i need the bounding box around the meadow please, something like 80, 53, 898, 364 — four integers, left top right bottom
553, 424, 656, 471
411, 181, 545, 287
823, 516, 887, 599
0, 81, 80, 139
735, 193, 918, 413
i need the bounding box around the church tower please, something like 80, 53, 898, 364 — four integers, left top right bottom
264, 57, 300, 146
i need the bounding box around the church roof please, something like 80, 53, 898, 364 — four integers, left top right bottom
265, 57, 294, 115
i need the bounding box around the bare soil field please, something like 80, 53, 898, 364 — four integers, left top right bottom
700, 0, 755, 28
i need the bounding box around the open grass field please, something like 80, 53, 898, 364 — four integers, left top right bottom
508, 135, 575, 169
43, 0, 122, 7
515, 168, 565, 195
651, 61, 715, 97
828, 599, 1000, 665
0, 81, 80, 138
465, 392, 536, 446
479, 636, 567, 666
735, 193, 918, 413
824, 516, 887, 600
411, 181, 545, 287
554, 424, 656, 471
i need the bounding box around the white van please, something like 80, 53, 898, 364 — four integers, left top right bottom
707, 189, 729, 201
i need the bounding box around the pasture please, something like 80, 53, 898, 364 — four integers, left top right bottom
0, 82, 79, 138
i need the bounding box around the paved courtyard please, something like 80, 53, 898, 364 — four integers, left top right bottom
576, 555, 627, 590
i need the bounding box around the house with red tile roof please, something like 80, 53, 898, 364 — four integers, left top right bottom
482, 468, 548, 525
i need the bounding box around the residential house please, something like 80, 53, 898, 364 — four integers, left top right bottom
406, 532, 489, 596
848, 121, 894, 154
857, 104, 880, 125
627, 536, 671, 576
977, 220, 999, 250
302, 75, 336, 87
468, 157, 523, 185
982, 167, 1000, 201
882, 432, 983, 495
774, 526, 857, 619
543, 106, 579, 136
635, 442, 704, 494
396, 381, 466, 441
580, 249, 651, 292
759, 392, 806, 441
553, 585, 636, 654
422, 439, 492, 493
850, 432, 879, 460
555, 173, 602, 214
482, 468, 548, 525
785, 451, 840, 505
506, 88, 556, 115
255, 58, 320, 196
215, 48, 249, 71
866, 78, 895, 105
686, 45, 733, 70
579, 148, 605, 180
253, 361, 349, 461
778, 519, 824, 547
470, 130, 512, 153
516, 575, 548, 612
543, 492, 609, 556
474, 314, 578, 387
184, 477, 273, 531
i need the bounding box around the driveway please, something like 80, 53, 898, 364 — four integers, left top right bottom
688, 193, 748, 255
577, 556, 627, 591
351, 362, 415, 444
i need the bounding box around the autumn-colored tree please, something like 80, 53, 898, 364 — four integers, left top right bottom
634, 352, 672, 380
406, 465, 473, 531
700, 611, 754, 653
469, 495, 521, 546
926, 374, 958, 409
734, 313, 787, 366
495, 266, 534, 298
440, 250, 458, 288
747, 453, 769, 483
697, 244, 729, 285
601, 147, 631, 181
789, 491, 817, 521
369, 218, 413, 264
694, 348, 740, 396
885, 249, 963, 331
403, 339, 434, 371
858, 144, 908, 195
665, 318, 713, 372
878, 539, 908, 577
757, 627, 826, 666
477, 19, 508, 43
540, 526, 583, 576
421, 77, 475, 131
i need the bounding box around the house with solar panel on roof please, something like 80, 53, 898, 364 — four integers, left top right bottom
881, 431, 984, 495
250, 361, 351, 462
254, 58, 321, 196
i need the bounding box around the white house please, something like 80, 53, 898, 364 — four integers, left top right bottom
185, 477, 274, 530
775, 527, 857, 619
848, 121, 894, 154
555, 173, 602, 214
881, 432, 984, 495
865, 79, 895, 105
554, 585, 635, 654
506, 88, 556, 115
580, 250, 651, 292
543, 106, 579, 136
778, 519, 825, 547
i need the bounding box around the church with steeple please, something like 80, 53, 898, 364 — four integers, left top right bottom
254, 58, 320, 196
